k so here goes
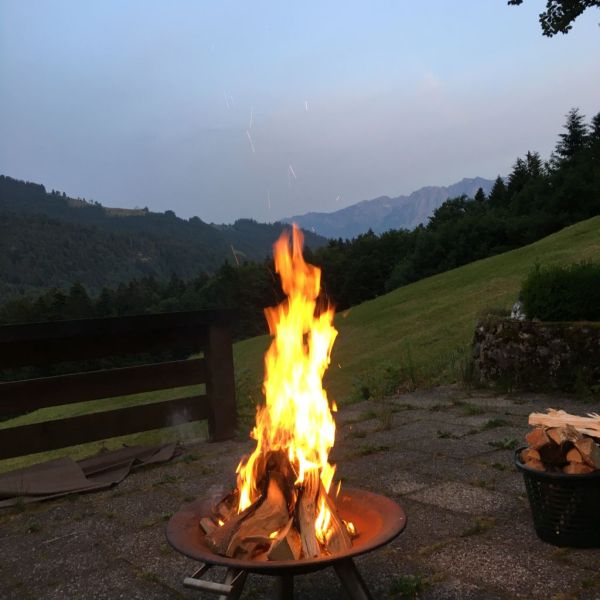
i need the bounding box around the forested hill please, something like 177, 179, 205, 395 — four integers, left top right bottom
0, 175, 326, 302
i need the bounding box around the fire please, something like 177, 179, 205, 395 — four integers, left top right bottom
235, 224, 338, 544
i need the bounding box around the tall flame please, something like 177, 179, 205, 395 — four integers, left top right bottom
236, 224, 338, 542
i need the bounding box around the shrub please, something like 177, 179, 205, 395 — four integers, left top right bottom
521, 262, 600, 321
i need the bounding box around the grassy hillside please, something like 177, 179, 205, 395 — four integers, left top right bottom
1, 217, 597, 473
234, 216, 600, 407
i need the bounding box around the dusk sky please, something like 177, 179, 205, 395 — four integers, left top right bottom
1, 1, 599, 223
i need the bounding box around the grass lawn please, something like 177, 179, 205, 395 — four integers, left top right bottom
234, 216, 600, 406
1, 216, 598, 472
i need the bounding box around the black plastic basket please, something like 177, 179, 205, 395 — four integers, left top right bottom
515, 447, 600, 547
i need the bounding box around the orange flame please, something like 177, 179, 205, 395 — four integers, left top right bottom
236, 224, 338, 544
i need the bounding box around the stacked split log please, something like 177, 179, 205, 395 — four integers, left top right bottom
199, 450, 356, 561
521, 409, 600, 474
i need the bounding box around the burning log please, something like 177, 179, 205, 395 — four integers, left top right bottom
297, 471, 321, 559
318, 483, 352, 555
522, 410, 600, 475
267, 519, 302, 561
200, 225, 357, 563
226, 473, 290, 559
205, 502, 259, 556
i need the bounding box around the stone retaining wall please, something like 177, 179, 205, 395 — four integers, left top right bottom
473, 317, 600, 391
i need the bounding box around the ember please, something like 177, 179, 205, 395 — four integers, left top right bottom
203, 224, 356, 560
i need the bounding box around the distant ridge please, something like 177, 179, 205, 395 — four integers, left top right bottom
284, 177, 495, 239
0, 174, 327, 302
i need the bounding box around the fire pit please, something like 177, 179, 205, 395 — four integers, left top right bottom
167, 487, 406, 598
167, 225, 407, 597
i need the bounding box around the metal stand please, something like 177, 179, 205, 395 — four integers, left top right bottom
183, 558, 372, 600
184, 563, 247, 600
333, 559, 374, 600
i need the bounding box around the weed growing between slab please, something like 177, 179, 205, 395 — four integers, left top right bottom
388, 573, 428, 599
488, 437, 519, 450
460, 516, 496, 537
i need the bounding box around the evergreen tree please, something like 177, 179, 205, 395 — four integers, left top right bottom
507, 157, 530, 196
552, 108, 589, 166
590, 112, 600, 142
66, 282, 93, 319
525, 151, 544, 178
488, 176, 507, 208
474, 187, 487, 203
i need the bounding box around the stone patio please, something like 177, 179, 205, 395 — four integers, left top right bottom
1, 386, 599, 599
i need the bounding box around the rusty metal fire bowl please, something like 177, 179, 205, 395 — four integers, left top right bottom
167, 487, 406, 599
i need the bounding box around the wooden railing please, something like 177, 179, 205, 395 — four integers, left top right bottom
0, 310, 237, 460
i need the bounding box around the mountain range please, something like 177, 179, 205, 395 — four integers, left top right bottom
284, 177, 495, 239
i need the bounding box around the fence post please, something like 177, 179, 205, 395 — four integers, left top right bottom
205, 322, 237, 441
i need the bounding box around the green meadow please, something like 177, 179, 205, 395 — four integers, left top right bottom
2, 216, 598, 472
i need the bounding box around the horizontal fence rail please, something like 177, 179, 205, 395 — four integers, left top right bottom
0, 310, 237, 460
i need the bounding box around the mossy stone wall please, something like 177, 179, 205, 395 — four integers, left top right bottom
473, 317, 600, 391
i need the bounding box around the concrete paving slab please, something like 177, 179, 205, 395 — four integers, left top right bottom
2, 387, 599, 599
407, 481, 516, 515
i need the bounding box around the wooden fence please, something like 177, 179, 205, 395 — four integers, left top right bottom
0, 310, 237, 460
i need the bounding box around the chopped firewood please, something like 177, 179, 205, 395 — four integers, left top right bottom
525, 427, 551, 450
520, 448, 541, 463
199, 517, 217, 535
297, 470, 321, 559
563, 462, 594, 475
529, 410, 600, 438
547, 425, 582, 445
524, 458, 546, 471
574, 438, 600, 469
318, 482, 352, 555
538, 442, 567, 466
205, 502, 258, 555
213, 489, 239, 523
226, 473, 290, 559
267, 518, 301, 561
566, 447, 584, 464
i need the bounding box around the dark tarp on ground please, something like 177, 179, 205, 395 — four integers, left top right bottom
0, 443, 182, 508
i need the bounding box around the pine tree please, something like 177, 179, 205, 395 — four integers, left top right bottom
66, 282, 93, 319
474, 187, 487, 203
589, 111, 600, 162
488, 176, 507, 208
525, 151, 544, 178
507, 157, 529, 196
552, 108, 589, 166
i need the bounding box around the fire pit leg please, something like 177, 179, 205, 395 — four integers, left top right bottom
333, 558, 373, 600
183, 563, 247, 599
219, 568, 247, 600
274, 574, 294, 600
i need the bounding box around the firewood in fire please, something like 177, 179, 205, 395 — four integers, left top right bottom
318, 482, 352, 555
213, 489, 239, 523
199, 517, 217, 535
226, 472, 290, 559
205, 501, 259, 556
267, 518, 302, 561
297, 470, 321, 558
